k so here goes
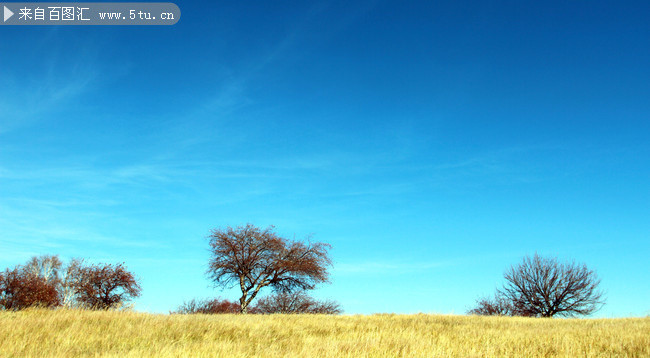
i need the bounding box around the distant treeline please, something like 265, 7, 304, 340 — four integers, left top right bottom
0, 255, 140, 310
1, 224, 604, 317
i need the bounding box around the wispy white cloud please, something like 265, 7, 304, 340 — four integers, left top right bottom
145, 4, 339, 156
0, 55, 99, 135
0, 202, 165, 248
0, 146, 388, 189
334, 260, 455, 275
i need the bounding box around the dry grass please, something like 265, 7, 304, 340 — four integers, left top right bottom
0, 309, 648, 357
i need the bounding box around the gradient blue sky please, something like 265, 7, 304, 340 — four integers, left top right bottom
1, 1, 648, 316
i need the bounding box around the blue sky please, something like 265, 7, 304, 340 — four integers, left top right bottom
1, 1, 648, 316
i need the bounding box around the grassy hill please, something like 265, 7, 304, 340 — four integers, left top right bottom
0, 309, 648, 357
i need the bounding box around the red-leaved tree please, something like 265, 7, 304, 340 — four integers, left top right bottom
74, 263, 141, 310
0, 267, 60, 310
21, 254, 85, 307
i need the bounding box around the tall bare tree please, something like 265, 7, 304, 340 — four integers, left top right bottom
499, 254, 604, 317
206, 224, 332, 313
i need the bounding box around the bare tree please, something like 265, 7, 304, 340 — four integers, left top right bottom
59, 258, 85, 308
468, 292, 521, 316
23, 255, 63, 283
255, 291, 342, 314
207, 224, 332, 313
499, 254, 604, 317
74, 263, 141, 310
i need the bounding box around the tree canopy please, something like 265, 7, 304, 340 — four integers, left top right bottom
206, 224, 332, 313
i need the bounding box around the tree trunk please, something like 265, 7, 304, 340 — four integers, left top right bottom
239, 295, 248, 314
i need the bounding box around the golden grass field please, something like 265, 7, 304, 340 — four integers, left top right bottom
0, 309, 648, 357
